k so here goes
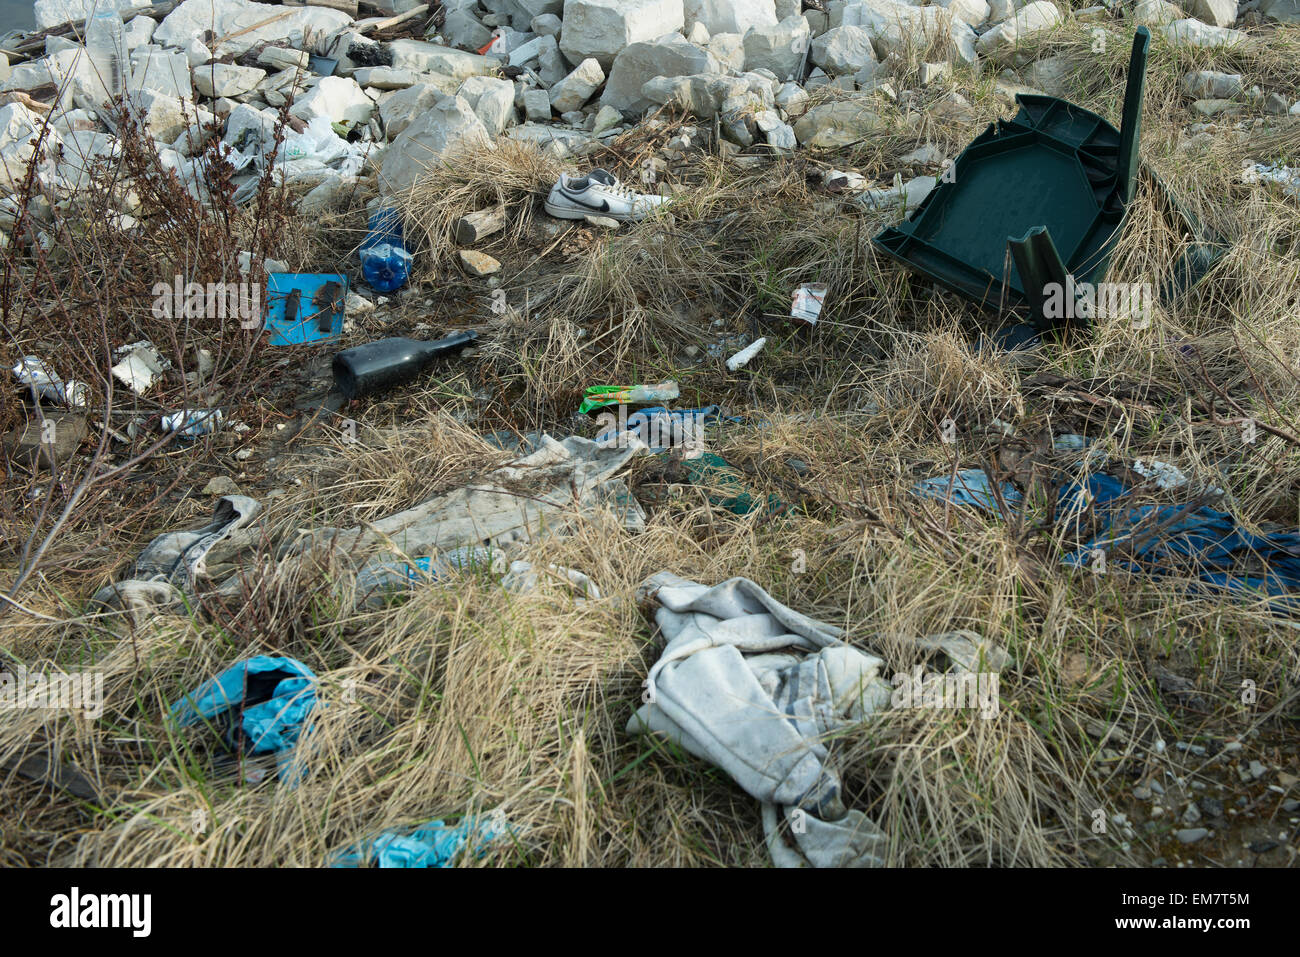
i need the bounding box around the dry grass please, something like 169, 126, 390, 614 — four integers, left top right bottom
3, 17, 1299, 867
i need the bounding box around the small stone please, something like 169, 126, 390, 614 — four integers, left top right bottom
3, 412, 86, 469
1175, 827, 1209, 843
531, 13, 563, 37
1191, 98, 1240, 117
591, 104, 623, 134
786, 457, 810, 475
522, 87, 551, 122
459, 250, 501, 276
919, 61, 950, 86
1182, 802, 1202, 825
584, 214, 620, 228
1198, 797, 1224, 818
1133, 785, 1153, 800
346, 291, 375, 315
1264, 92, 1290, 115
1249, 760, 1268, 780
201, 475, 241, 496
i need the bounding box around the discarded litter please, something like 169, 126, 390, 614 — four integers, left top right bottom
332, 330, 479, 399
171, 655, 317, 778
1131, 458, 1192, 491
12, 356, 88, 408
578, 381, 679, 414
285, 434, 646, 577
264, 273, 348, 346
913, 468, 1022, 510
682, 452, 785, 516
791, 283, 827, 325
544, 168, 669, 223
725, 337, 767, 371
84, 7, 126, 104
307, 55, 338, 77
354, 544, 597, 607
110, 341, 170, 395
334, 811, 513, 868
874, 28, 1152, 334
630, 572, 1008, 866
1241, 161, 1300, 200
91, 438, 642, 620
914, 459, 1300, 609
358, 208, 412, 293
629, 572, 892, 867
90, 495, 262, 612
161, 408, 224, 438
477, 29, 508, 57
594, 405, 720, 453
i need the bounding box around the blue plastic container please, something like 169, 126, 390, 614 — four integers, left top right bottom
359, 208, 412, 293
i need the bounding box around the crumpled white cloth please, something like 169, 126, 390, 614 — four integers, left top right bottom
627, 571, 894, 867
90, 495, 262, 616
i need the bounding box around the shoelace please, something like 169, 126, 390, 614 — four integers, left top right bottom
599, 180, 640, 202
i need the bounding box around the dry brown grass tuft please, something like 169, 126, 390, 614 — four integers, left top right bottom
4, 17, 1300, 868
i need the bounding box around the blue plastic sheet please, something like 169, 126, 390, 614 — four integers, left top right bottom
264, 274, 348, 345
1056, 472, 1300, 600
171, 656, 317, 758
913, 466, 1300, 608
334, 813, 512, 868
913, 468, 1022, 510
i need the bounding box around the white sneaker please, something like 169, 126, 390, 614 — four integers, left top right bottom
544, 169, 668, 222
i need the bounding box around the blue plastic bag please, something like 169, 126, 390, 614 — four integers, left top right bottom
171, 656, 317, 764
333, 812, 513, 868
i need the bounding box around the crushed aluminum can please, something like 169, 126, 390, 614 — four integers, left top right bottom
12, 355, 89, 407
162, 408, 224, 438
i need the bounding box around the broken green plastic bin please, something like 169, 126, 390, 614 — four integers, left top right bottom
873, 27, 1152, 331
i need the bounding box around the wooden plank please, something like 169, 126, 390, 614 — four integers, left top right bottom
283, 0, 359, 16
355, 3, 428, 35
453, 206, 507, 245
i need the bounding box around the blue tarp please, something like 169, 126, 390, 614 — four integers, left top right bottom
912, 465, 1300, 608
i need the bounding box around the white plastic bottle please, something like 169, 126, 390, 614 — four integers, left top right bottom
84, 6, 126, 104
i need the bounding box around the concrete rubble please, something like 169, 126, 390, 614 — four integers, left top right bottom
0, 0, 1294, 223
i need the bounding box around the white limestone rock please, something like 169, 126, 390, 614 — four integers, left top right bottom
559, 0, 687, 69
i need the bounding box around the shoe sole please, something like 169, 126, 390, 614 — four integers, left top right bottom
543, 199, 641, 222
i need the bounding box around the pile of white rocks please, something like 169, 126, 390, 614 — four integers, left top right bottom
1, 0, 1298, 227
